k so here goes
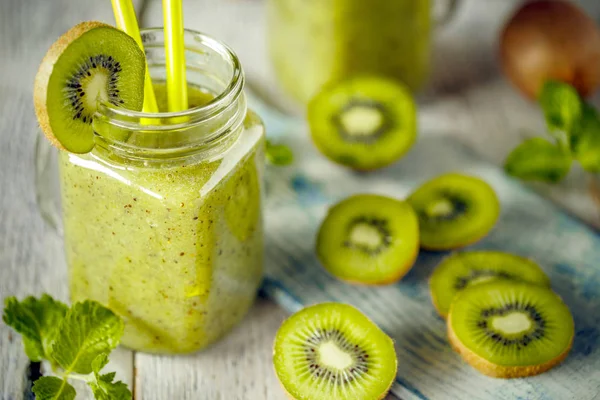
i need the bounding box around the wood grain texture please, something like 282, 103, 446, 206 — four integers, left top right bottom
2, 0, 600, 399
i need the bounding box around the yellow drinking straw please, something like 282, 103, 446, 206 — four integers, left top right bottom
111, 0, 159, 113
163, 0, 188, 112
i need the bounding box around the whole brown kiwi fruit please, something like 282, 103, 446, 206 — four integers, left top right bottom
500, 0, 600, 99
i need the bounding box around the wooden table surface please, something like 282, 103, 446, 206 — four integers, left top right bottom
1, 1, 600, 399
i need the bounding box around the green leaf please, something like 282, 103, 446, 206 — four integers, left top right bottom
539, 80, 582, 144
50, 300, 124, 375
92, 353, 110, 373
571, 104, 600, 173
89, 354, 131, 400
32, 376, 76, 400
2, 294, 68, 361
266, 140, 294, 166
504, 137, 572, 183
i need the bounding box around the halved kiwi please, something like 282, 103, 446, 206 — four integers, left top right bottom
307, 76, 417, 171
430, 251, 550, 318
273, 303, 397, 400
448, 280, 574, 378
34, 21, 146, 153
316, 194, 419, 285
407, 173, 500, 250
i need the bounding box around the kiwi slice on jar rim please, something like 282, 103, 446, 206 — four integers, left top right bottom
34, 21, 146, 153
316, 194, 419, 285
273, 303, 397, 400
308, 76, 417, 171
429, 251, 550, 319
407, 173, 500, 251
448, 280, 574, 378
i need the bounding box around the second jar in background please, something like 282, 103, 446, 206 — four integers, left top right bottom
268, 0, 432, 104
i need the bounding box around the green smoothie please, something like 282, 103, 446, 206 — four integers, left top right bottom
268, 0, 432, 103
60, 85, 265, 353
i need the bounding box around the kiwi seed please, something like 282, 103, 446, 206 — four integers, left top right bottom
407, 173, 500, 250
273, 303, 397, 400
34, 21, 146, 153
429, 250, 550, 318
448, 280, 574, 378
316, 194, 419, 285
308, 76, 417, 171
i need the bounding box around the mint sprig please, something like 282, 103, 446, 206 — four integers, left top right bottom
504, 137, 571, 183
538, 80, 582, 147
2, 295, 131, 400
505, 80, 600, 182
266, 139, 294, 166
32, 376, 76, 400
88, 354, 131, 400
3, 294, 68, 362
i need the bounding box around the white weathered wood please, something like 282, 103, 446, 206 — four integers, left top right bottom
0, 1, 139, 399
3, 0, 600, 399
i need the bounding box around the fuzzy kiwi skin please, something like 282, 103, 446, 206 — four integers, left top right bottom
429, 252, 550, 319
273, 338, 397, 400
446, 302, 574, 379
272, 304, 397, 400
34, 21, 107, 152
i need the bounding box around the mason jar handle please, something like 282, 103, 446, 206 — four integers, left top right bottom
436, 0, 461, 28
34, 132, 63, 236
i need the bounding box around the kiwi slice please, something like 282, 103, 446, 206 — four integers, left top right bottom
34, 21, 146, 153
307, 76, 417, 171
430, 251, 550, 318
448, 280, 574, 378
273, 303, 397, 400
407, 173, 500, 250
316, 194, 419, 285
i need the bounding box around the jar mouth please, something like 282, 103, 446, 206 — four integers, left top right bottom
92, 28, 248, 164
96, 28, 244, 122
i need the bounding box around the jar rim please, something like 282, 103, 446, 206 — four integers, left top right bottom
91, 28, 248, 164
96, 27, 244, 122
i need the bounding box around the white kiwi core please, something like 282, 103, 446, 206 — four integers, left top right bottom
340, 106, 383, 137
491, 312, 532, 335
318, 341, 354, 370
349, 222, 383, 250
82, 72, 110, 112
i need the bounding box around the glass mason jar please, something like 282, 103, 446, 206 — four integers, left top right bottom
267, 0, 460, 104
35, 29, 265, 354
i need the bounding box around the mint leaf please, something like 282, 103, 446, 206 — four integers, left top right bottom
505, 137, 572, 183
2, 295, 68, 361
32, 376, 76, 400
51, 300, 123, 375
92, 352, 110, 372
539, 81, 582, 145
89, 353, 131, 400
571, 104, 600, 173
266, 140, 294, 166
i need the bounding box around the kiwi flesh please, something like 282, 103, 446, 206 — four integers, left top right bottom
407, 173, 500, 250
273, 303, 397, 400
34, 21, 146, 153
316, 194, 419, 285
430, 251, 550, 318
448, 280, 574, 378
307, 76, 417, 171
